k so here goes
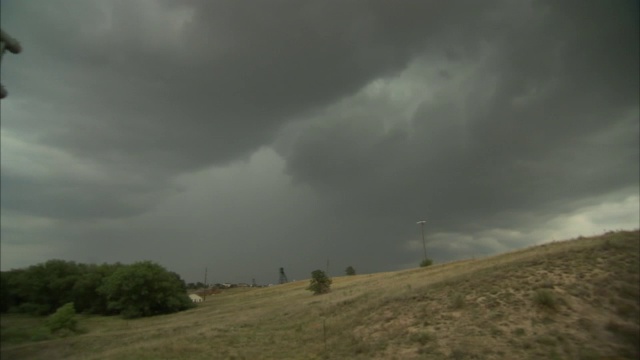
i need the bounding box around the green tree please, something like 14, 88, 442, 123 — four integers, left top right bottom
45, 302, 78, 334
72, 263, 123, 314
2, 260, 83, 315
345, 266, 356, 276
307, 270, 332, 295
0, 271, 14, 313
98, 261, 194, 318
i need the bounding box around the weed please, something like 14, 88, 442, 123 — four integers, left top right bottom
489, 326, 504, 337
533, 289, 558, 310
535, 335, 556, 346
513, 328, 526, 336
450, 293, 465, 310
539, 280, 555, 289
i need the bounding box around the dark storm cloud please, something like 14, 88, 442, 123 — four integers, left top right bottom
4, 0, 500, 171
0, 170, 166, 219
1, 0, 504, 221
281, 0, 639, 260
1, 0, 638, 280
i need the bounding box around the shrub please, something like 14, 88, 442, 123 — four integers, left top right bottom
45, 302, 78, 333
307, 270, 332, 295
420, 259, 433, 267
533, 289, 557, 310
450, 293, 465, 309
345, 266, 356, 276
98, 261, 195, 318
17, 302, 50, 316
410, 331, 435, 345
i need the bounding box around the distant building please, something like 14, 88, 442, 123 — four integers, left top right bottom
189, 294, 204, 303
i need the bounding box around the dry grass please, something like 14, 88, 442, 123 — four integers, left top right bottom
1, 230, 639, 359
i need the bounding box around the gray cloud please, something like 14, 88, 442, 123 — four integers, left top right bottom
282, 0, 639, 231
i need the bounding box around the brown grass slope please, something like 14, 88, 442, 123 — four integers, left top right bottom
1, 230, 639, 359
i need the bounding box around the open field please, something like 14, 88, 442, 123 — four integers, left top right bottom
2, 230, 639, 359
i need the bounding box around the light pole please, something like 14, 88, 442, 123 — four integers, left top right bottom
416, 220, 427, 261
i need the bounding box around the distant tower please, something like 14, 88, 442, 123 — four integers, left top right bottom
279, 267, 288, 284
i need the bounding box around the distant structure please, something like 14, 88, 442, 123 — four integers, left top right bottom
189, 294, 204, 303
279, 267, 288, 284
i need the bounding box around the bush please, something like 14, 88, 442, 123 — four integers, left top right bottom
420, 258, 433, 267
345, 266, 356, 276
533, 289, 557, 310
307, 270, 332, 295
98, 261, 194, 318
450, 293, 465, 309
17, 303, 50, 316
45, 302, 78, 333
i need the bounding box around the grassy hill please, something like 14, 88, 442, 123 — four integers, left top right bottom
1, 230, 639, 359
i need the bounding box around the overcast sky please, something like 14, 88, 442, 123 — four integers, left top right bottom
1, 0, 638, 284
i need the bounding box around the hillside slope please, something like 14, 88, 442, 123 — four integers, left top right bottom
1, 230, 639, 359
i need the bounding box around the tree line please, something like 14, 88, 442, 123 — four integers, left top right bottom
0, 259, 194, 318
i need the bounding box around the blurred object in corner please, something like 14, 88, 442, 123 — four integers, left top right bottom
1, 28, 23, 99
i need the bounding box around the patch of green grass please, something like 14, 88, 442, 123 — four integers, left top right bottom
0, 325, 51, 344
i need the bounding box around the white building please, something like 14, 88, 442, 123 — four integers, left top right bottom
189, 294, 204, 303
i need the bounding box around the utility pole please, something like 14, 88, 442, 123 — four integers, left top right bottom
203, 267, 208, 300
416, 220, 427, 261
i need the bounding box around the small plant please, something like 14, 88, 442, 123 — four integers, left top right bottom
307, 270, 332, 295
419, 258, 433, 267
513, 328, 526, 336
533, 289, 557, 310
539, 280, 554, 289
345, 266, 356, 276
409, 331, 434, 345
450, 293, 465, 309
45, 302, 78, 334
